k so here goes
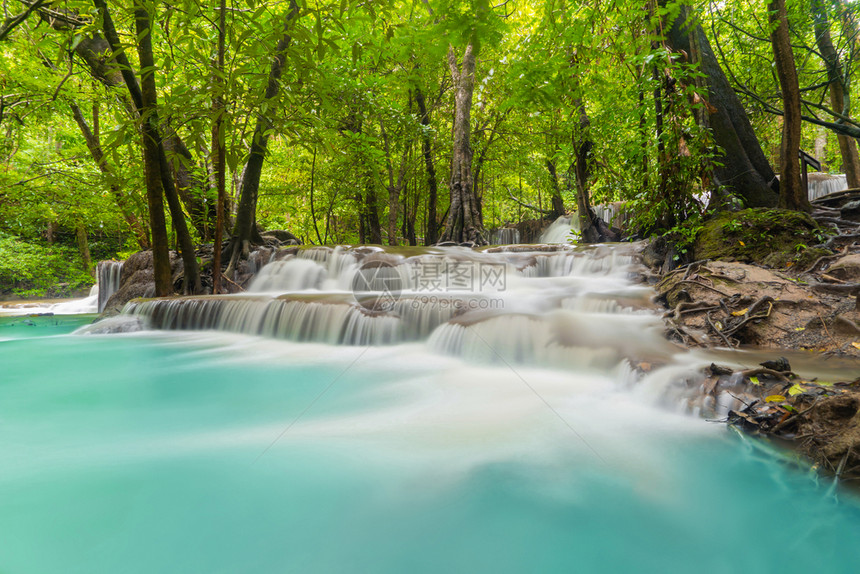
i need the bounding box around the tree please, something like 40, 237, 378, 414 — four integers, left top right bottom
439, 43, 485, 244
226, 0, 300, 277
812, 0, 860, 188
94, 0, 202, 294
769, 0, 810, 212
662, 3, 779, 208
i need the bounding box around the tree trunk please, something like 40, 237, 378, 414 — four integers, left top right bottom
363, 182, 383, 244
571, 99, 599, 243
49, 7, 212, 239
662, 3, 779, 207
227, 0, 300, 277
135, 5, 202, 293
93, 0, 170, 295
381, 119, 409, 246
69, 101, 151, 249
95, 0, 201, 294
416, 87, 439, 245
813, 0, 860, 188
545, 158, 566, 218
163, 133, 214, 239
75, 224, 92, 273
769, 0, 810, 212
211, 0, 227, 294
439, 44, 485, 245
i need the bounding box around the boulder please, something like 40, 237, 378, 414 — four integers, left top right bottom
827, 254, 860, 282
102, 250, 183, 315
841, 200, 860, 222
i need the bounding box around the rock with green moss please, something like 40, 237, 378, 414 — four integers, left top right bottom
694, 209, 825, 266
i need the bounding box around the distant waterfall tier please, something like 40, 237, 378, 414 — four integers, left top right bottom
487, 227, 521, 245
807, 172, 847, 200
539, 216, 578, 244
97, 260, 124, 313
119, 243, 653, 353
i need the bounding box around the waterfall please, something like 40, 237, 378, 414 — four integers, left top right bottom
807, 173, 847, 200
119, 244, 657, 360
538, 216, 577, 243
488, 227, 521, 245
96, 260, 124, 313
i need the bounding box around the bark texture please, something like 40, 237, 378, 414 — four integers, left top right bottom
134, 3, 202, 292
439, 44, 485, 245
813, 0, 860, 188
663, 4, 779, 207
769, 0, 811, 211
227, 0, 300, 276
212, 0, 227, 294
416, 87, 439, 245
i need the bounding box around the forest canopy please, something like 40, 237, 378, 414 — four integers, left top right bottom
1, 0, 857, 296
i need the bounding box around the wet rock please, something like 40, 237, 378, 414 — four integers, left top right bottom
642, 236, 668, 269
840, 200, 860, 222
760, 356, 791, 372
261, 229, 302, 245
102, 250, 182, 315
76, 315, 145, 334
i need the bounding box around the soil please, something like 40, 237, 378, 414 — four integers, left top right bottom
647, 197, 860, 483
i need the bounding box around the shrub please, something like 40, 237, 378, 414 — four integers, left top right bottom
0, 232, 94, 298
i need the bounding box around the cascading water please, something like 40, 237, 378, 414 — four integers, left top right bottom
487, 227, 521, 245
538, 216, 578, 243
807, 172, 847, 200
3, 242, 860, 573
96, 260, 124, 312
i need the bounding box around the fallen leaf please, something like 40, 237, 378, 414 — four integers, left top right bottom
788, 383, 805, 396
749, 376, 760, 385
794, 327, 805, 331
731, 308, 749, 316
852, 342, 860, 350
766, 394, 786, 403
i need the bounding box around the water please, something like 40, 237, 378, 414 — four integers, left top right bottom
539, 216, 578, 244
0, 285, 98, 316
808, 173, 847, 201
3, 244, 860, 573
96, 260, 124, 312
488, 227, 521, 245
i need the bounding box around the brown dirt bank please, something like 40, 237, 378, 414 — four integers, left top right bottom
645, 206, 860, 482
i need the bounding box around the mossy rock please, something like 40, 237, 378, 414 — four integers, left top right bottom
694, 208, 823, 265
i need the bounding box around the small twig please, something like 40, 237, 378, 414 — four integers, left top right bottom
682, 260, 706, 280
707, 311, 734, 347
222, 275, 245, 292
821, 273, 847, 283
740, 367, 792, 383
722, 297, 774, 337
771, 398, 822, 434
819, 315, 836, 343
836, 448, 852, 479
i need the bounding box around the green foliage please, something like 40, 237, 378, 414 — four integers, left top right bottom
0, 233, 94, 298
0, 0, 840, 285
